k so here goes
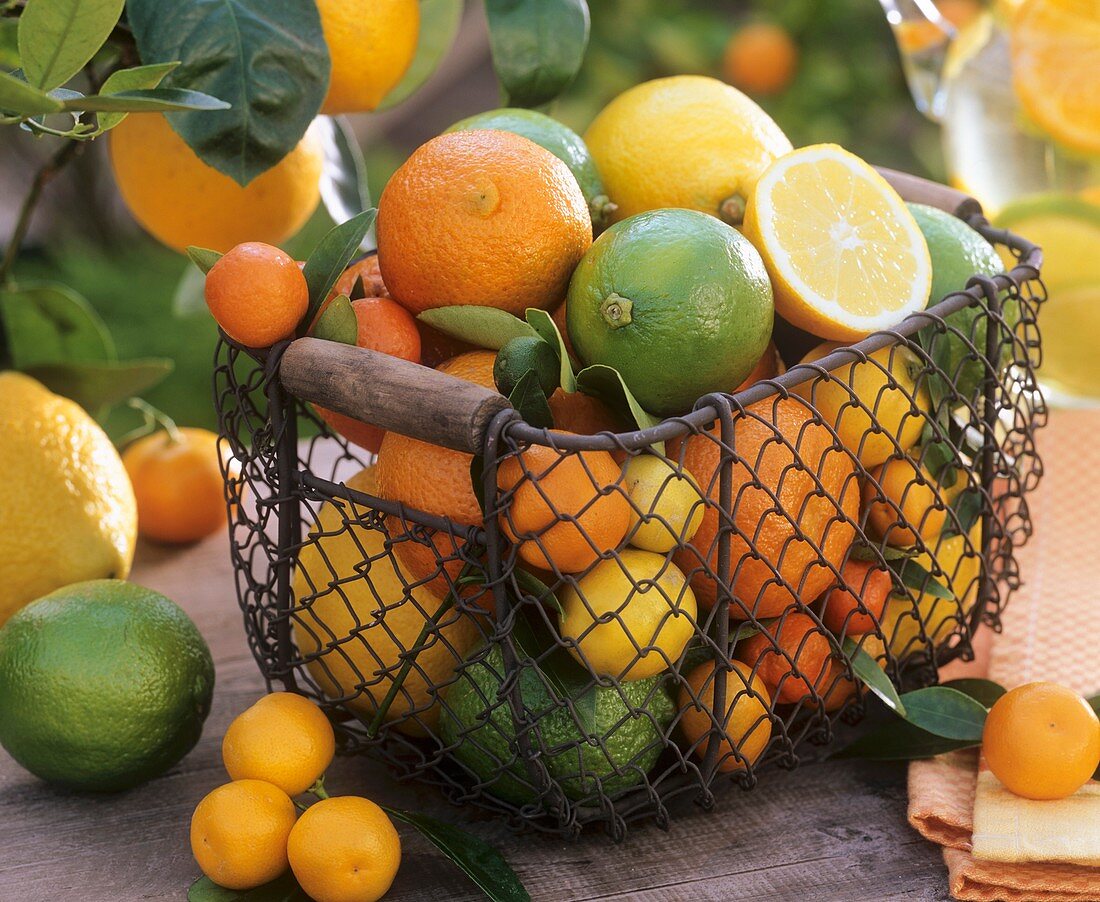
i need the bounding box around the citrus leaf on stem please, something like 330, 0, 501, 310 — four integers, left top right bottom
188, 872, 308, 901
96, 61, 180, 131
311, 294, 357, 345
942, 678, 1006, 709
63, 87, 230, 114
842, 638, 906, 717
417, 306, 538, 350
381, 807, 530, 902
172, 266, 208, 317
0, 282, 114, 368
23, 358, 173, 413
509, 608, 597, 734
525, 307, 576, 392
300, 209, 378, 330
485, 0, 590, 108
832, 718, 979, 761
891, 558, 954, 600
18, 0, 124, 91
945, 488, 983, 539
470, 454, 487, 518
0, 69, 63, 115
897, 686, 988, 741
187, 247, 222, 275
507, 369, 554, 430
512, 567, 561, 614
575, 364, 660, 432
317, 116, 371, 225
377, 0, 463, 110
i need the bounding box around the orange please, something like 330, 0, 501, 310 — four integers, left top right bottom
982, 681, 1100, 800
190, 780, 297, 890
418, 322, 477, 369
736, 612, 835, 705
819, 559, 892, 637
288, 796, 401, 902
109, 113, 321, 254
205, 242, 308, 348
122, 426, 231, 544
497, 438, 631, 574
377, 130, 592, 316
678, 661, 771, 773
733, 340, 782, 393
332, 255, 389, 300
673, 397, 859, 618
722, 23, 799, 96
863, 456, 954, 547
314, 296, 422, 453
548, 389, 625, 436
222, 693, 336, 796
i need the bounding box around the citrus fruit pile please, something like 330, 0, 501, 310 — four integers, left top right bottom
200, 74, 1018, 793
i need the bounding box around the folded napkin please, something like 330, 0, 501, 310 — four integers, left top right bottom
908, 408, 1100, 901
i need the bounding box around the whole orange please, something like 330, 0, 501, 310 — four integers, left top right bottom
205, 243, 308, 347
736, 611, 834, 705
332, 254, 389, 300
982, 681, 1100, 800
722, 22, 799, 96
673, 396, 858, 618
496, 437, 631, 574
314, 296, 422, 454
548, 389, 626, 437
819, 559, 892, 637
678, 661, 772, 773
122, 427, 231, 544
376, 130, 592, 316
733, 341, 782, 393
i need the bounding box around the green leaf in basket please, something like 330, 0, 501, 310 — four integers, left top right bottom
511, 607, 597, 735
311, 294, 357, 346
944, 487, 984, 539
919, 437, 959, 489
842, 637, 906, 717
507, 369, 554, 430
575, 364, 660, 433
188, 872, 308, 901
417, 306, 538, 350
525, 307, 576, 392
301, 210, 378, 330
849, 542, 919, 564
512, 566, 562, 614
890, 558, 954, 600
832, 718, 980, 761
187, 246, 222, 275
470, 453, 488, 518
381, 807, 530, 902
897, 686, 988, 741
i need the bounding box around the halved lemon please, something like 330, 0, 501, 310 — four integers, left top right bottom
743, 144, 932, 341
1011, 0, 1100, 157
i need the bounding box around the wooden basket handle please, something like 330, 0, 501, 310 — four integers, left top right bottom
876, 166, 982, 219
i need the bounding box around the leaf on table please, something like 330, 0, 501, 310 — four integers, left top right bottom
0, 282, 115, 368
188, 872, 308, 901
23, 358, 173, 413
417, 306, 538, 350
382, 808, 530, 902
575, 364, 660, 433
64, 87, 229, 114
897, 686, 988, 741
941, 678, 1006, 709
127, 0, 330, 185
485, 0, 590, 108
377, 0, 463, 110
842, 637, 906, 717
525, 307, 575, 392
311, 294, 357, 345
95, 61, 179, 130
17, 0, 124, 90
300, 210, 378, 328
317, 116, 371, 225
0, 68, 63, 115
187, 247, 222, 275
832, 718, 980, 761
891, 558, 954, 600
507, 369, 554, 430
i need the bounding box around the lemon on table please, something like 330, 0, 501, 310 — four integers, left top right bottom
621, 455, 704, 552
742, 144, 932, 341
584, 75, 792, 224
560, 550, 697, 682
0, 372, 136, 626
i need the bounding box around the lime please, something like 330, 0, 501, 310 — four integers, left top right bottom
493, 336, 559, 397
909, 203, 1015, 400
0, 579, 214, 791
440, 645, 674, 803
566, 208, 773, 416
446, 108, 614, 229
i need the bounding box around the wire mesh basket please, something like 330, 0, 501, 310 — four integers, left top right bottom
215, 170, 1045, 840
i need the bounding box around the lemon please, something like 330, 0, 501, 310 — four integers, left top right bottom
621, 455, 704, 552
583, 75, 791, 224
794, 342, 930, 468
559, 550, 697, 681
743, 144, 932, 341
0, 372, 136, 625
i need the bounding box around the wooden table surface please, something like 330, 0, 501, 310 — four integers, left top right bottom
0, 531, 953, 901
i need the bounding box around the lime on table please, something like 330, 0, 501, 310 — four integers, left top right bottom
566, 208, 774, 417
440, 645, 674, 804
0, 579, 215, 791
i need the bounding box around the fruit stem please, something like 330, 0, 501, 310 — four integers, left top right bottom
122, 397, 184, 446
600, 294, 633, 329
308, 777, 330, 801
589, 194, 618, 232
719, 194, 747, 227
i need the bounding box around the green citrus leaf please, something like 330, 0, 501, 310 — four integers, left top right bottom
18, 0, 124, 90
311, 294, 357, 345
485, 0, 590, 108
507, 369, 554, 429
512, 566, 561, 614
187, 246, 222, 274
942, 678, 1006, 709
301, 210, 378, 329
470, 453, 487, 518
381, 807, 530, 902
891, 557, 954, 600
897, 686, 988, 741
318, 116, 370, 224
172, 265, 208, 318
188, 872, 308, 901
510, 610, 598, 736
64, 87, 229, 114
0, 282, 114, 368
0, 68, 63, 115
127, 0, 330, 185
22, 358, 173, 413
575, 363, 660, 432
377, 0, 463, 110
832, 718, 979, 761
95, 61, 180, 131
525, 307, 576, 392
945, 488, 984, 539
416, 306, 538, 350
842, 637, 906, 717
0, 19, 19, 69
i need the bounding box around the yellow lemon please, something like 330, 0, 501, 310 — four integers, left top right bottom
622, 455, 705, 553
0, 372, 136, 626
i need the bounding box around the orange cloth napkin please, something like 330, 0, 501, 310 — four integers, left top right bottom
907, 408, 1100, 901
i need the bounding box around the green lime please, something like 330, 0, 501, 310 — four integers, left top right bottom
494, 336, 559, 397
446, 108, 615, 229
440, 645, 674, 804
908, 203, 1018, 400
566, 208, 773, 416
0, 579, 214, 791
